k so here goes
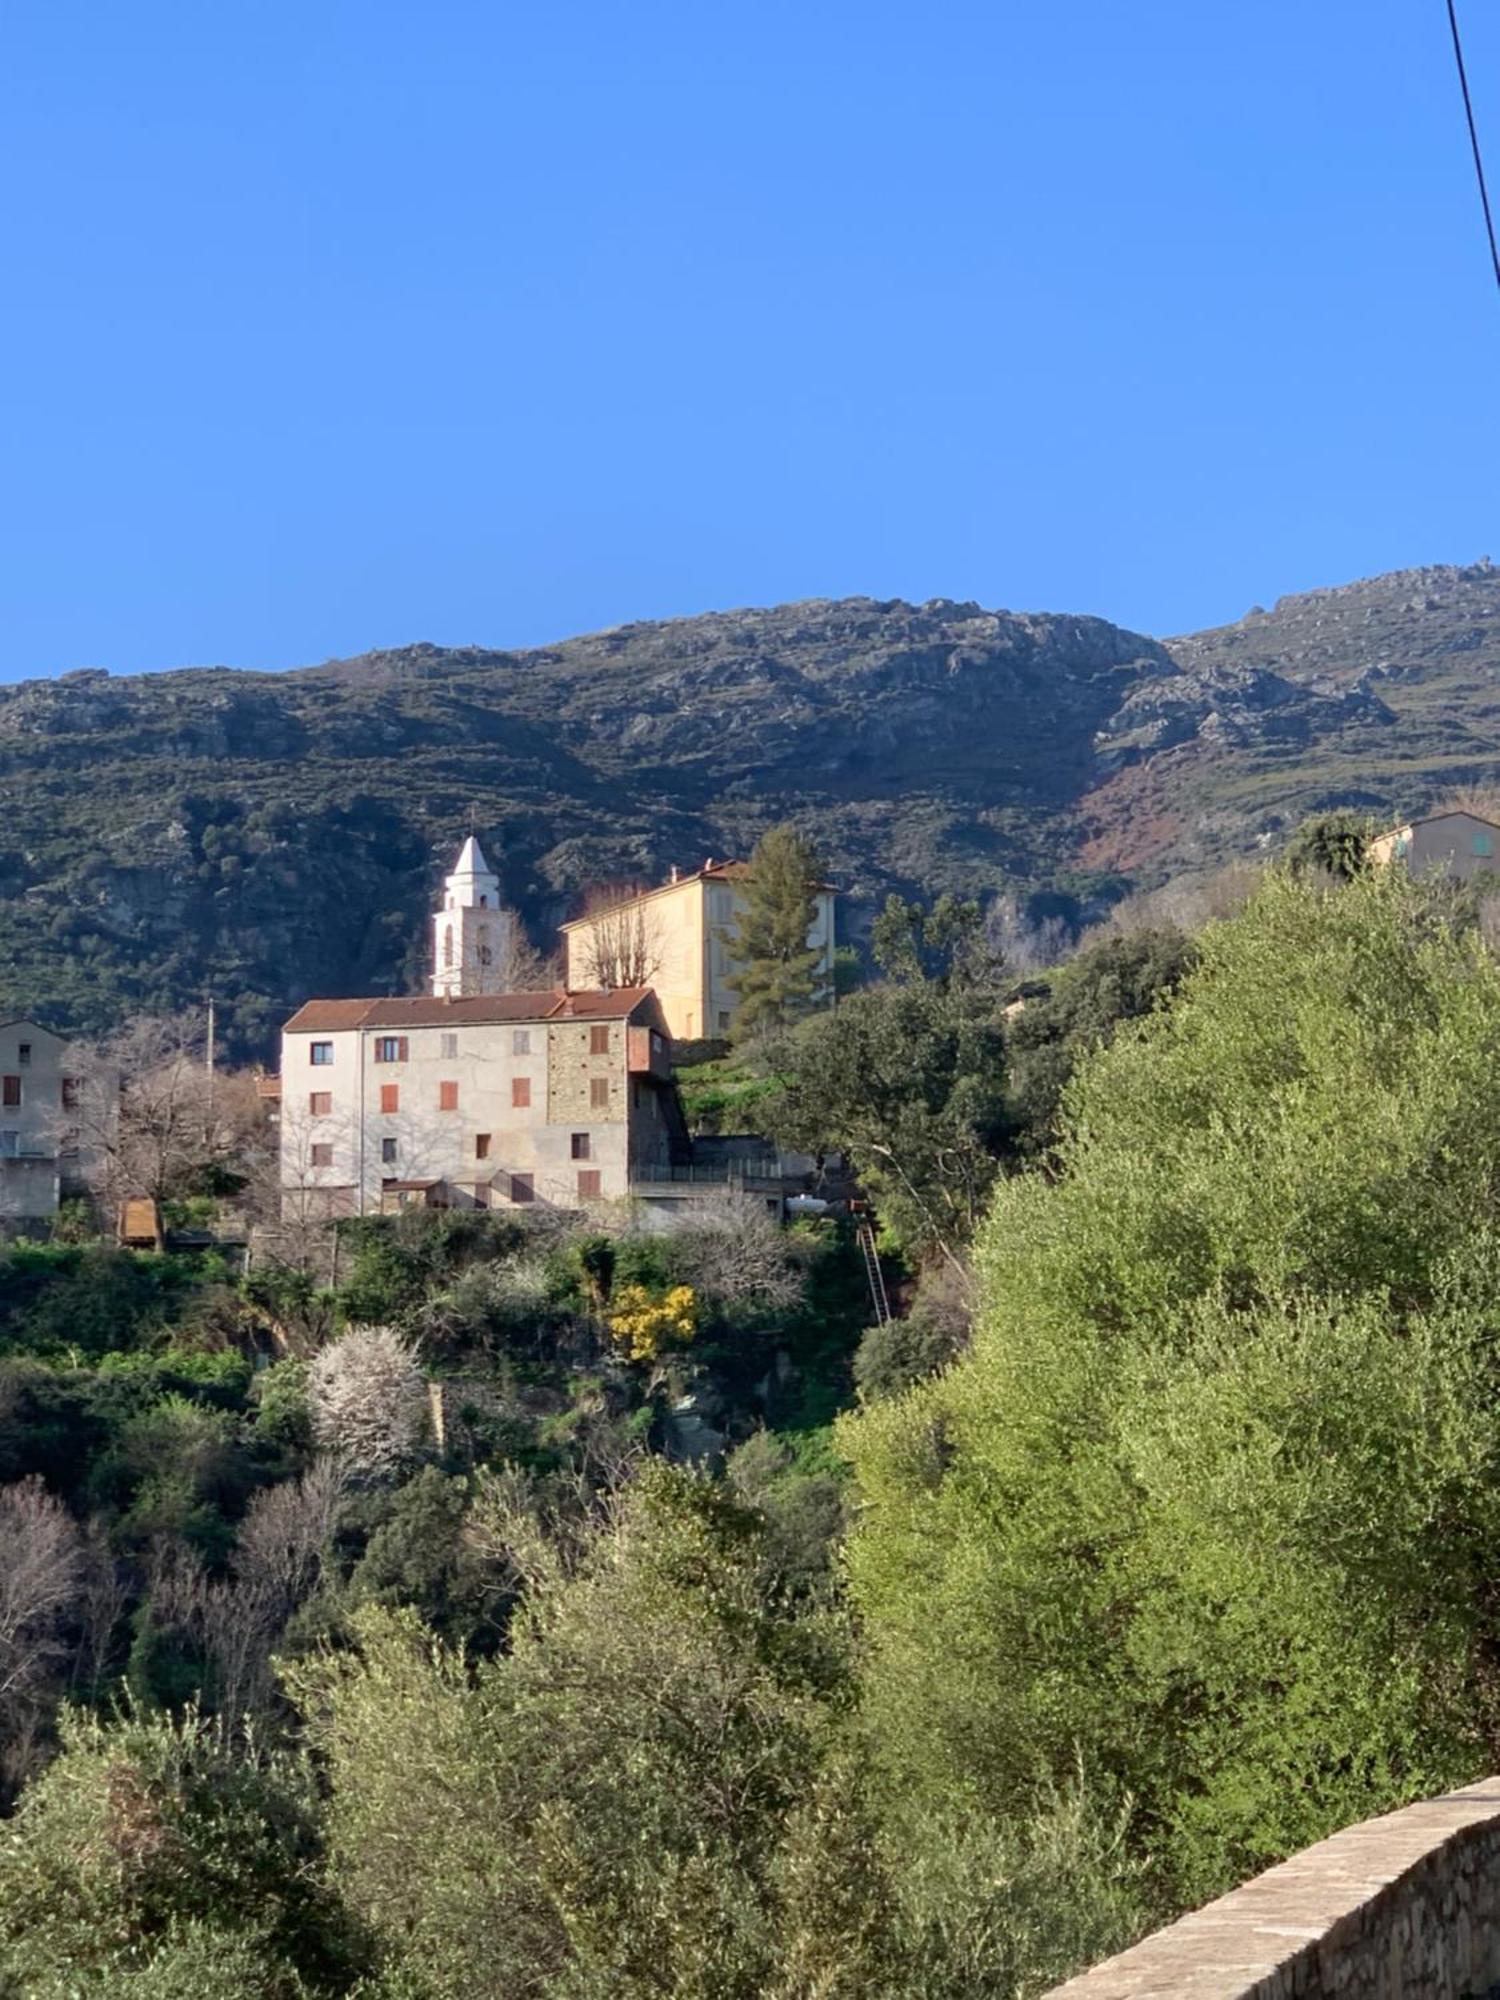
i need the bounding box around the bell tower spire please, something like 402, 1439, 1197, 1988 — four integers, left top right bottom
431, 837, 511, 997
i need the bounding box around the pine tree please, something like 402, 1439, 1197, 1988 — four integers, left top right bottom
724, 826, 827, 1038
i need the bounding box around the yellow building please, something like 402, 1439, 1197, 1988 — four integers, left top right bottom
559, 860, 837, 1041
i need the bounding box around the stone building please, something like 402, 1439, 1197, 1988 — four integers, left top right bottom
558, 859, 837, 1042
0, 1019, 85, 1222
281, 844, 685, 1217
1368, 809, 1500, 882
280, 987, 681, 1217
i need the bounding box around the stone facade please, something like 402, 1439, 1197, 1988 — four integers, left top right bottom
1044, 1774, 1500, 2000
559, 860, 836, 1042
278, 990, 679, 1218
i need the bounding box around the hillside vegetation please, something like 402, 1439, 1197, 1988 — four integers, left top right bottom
7, 869, 1500, 1992
6, 560, 1500, 1052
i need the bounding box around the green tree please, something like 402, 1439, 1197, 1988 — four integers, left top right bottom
1004, 926, 1195, 1152
844, 868, 1500, 1908
0, 1705, 367, 1995
770, 898, 1008, 1260
723, 826, 828, 1039
1285, 808, 1374, 881
291, 1462, 853, 2000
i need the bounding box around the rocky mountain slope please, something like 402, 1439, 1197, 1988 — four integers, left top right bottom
5, 561, 1500, 1054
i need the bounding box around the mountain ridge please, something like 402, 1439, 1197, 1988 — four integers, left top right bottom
6, 559, 1500, 1054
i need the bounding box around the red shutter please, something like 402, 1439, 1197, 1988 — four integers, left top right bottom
399, 1037, 410, 1062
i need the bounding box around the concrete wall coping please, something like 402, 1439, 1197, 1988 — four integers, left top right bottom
1044, 1774, 1500, 1999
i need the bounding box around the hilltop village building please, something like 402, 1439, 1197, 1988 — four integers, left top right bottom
558, 859, 837, 1043
0, 1020, 84, 1222
280, 843, 684, 1217
1368, 809, 1500, 882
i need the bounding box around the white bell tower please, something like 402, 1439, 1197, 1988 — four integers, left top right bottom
431, 837, 512, 997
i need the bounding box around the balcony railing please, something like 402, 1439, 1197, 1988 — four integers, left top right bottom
632, 1157, 781, 1186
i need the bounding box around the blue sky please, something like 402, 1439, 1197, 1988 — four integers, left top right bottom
2, 0, 1497, 679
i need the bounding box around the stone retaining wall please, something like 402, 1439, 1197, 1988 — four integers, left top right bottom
1043, 1775, 1500, 1999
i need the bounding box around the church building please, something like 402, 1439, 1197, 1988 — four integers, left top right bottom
279, 842, 685, 1218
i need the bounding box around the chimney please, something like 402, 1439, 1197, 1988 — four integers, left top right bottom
669, 865, 679, 885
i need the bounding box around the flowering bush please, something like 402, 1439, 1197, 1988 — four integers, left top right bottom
605, 1284, 698, 1363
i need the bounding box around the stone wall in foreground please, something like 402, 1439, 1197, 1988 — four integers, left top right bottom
1044, 1774, 1500, 2000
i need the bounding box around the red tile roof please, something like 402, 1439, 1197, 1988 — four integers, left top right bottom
283, 988, 662, 1035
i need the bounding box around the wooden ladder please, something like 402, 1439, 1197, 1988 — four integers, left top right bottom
856, 1219, 892, 1326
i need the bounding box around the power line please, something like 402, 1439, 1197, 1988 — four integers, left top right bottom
1445, 0, 1500, 296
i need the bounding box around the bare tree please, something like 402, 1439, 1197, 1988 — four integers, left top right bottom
70, 1518, 128, 1704
984, 893, 1073, 974
488, 909, 555, 993
664, 1192, 806, 1313
576, 886, 664, 990
308, 1326, 427, 1478
0, 1478, 83, 1793
436, 903, 555, 995
64, 1016, 232, 1249
142, 1461, 345, 1726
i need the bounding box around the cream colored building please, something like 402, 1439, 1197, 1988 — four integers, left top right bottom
0, 1020, 85, 1222
1369, 810, 1500, 883
559, 860, 837, 1042
280, 987, 681, 1218
282, 843, 688, 1217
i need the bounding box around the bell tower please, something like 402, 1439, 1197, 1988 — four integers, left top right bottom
431, 837, 512, 997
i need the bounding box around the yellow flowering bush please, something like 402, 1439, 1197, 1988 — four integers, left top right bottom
606, 1283, 699, 1363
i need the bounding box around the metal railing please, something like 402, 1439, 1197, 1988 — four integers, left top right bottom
631, 1157, 782, 1186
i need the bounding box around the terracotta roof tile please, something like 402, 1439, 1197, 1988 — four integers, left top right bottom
283, 989, 662, 1034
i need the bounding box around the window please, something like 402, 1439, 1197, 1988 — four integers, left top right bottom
374, 1036, 408, 1064
570, 1132, 591, 1161
440, 1032, 458, 1059
475, 1133, 491, 1160
590, 1025, 610, 1055
310, 1143, 333, 1167
17, 1044, 30, 1066
590, 1077, 610, 1111
310, 1042, 334, 1066
717, 1011, 731, 1033
439, 1080, 459, 1112
510, 1172, 534, 1205
577, 1169, 601, 1198
443, 926, 454, 968
309, 1091, 332, 1116
1475, 831, 1495, 858
511, 1077, 531, 1109
2, 1077, 20, 1108
479, 945, 494, 966
381, 1137, 398, 1164
379, 1084, 400, 1114
0, 1132, 17, 1159
512, 1029, 531, 1055
61, 1077, 79, 1112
